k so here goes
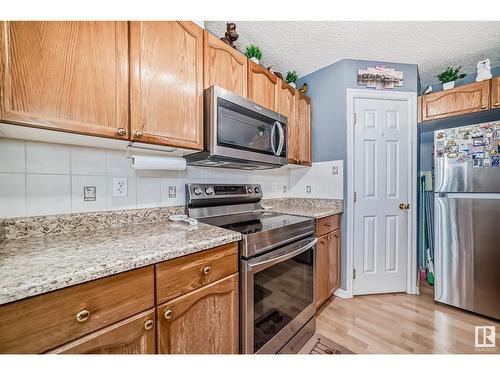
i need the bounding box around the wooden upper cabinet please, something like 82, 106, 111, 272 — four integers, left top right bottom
421, 80, 490, 121
204, 31, 247, 97
0, 21, 129, 139
49, 309, 156, 354
247, 60, 279, 111
492, 76, 500, 110
279, 80, 298, 163
129, 21, 204, 150
157, 274, 239, 354
296, 93, 312, 166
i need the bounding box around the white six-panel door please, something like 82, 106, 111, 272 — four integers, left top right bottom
353, 98, 409, 295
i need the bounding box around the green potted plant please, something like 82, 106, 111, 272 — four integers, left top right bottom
285, 70, 299, 88
436, 66, 466, 90
245, 45, 263, 65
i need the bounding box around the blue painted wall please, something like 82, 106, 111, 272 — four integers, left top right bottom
297, 59, 418, 290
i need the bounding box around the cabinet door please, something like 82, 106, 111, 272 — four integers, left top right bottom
0, 21, 129, 139
330, 230, 341, 293
49, 309, 156, 354
130, 21, 203, 150
492, 76, 500, 110
421, 80, 490, 121
297, 93, 312, 166
315, 234, 330, 309
204, 31, 247, 97
247, 60, 278, 111
279, 80, 298, 163
157, 274, 239, 354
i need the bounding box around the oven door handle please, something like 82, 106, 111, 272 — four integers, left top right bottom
247, 238, 318, 273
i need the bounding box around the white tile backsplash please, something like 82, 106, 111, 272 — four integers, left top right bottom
0, 173, 26, 217
0, 138, 25, 173
26, 141, 70, 174
71, 175, 107, 213
70, 146, 107, 176
26, 174, 71, 216
0, 139, 344, 218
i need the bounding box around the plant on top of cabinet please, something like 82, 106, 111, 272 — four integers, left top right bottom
244, 45, 263, 65
0, 21, 129, 139
285, 70, 299, 88
436, 66, 466, 90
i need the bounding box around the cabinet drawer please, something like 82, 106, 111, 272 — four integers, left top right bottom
316, 214, 341, 236
156, 242, 238, 305
0, 266, 154, 353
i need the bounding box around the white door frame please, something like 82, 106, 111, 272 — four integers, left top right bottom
336, 89, 418, 299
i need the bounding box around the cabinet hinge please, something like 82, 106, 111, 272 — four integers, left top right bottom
353, 269, 356, 279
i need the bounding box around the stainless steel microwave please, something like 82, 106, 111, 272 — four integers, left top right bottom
185, 86, 288, 170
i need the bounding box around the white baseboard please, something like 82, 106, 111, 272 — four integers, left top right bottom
333, 288, 352, 299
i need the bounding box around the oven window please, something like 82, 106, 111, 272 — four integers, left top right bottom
253, 248, 314, 352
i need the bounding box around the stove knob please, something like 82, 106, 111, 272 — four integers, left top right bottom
247, 187, 254, 193
204, 186, 214, 195
254, 187, 261, 194
193, 187, 202, 196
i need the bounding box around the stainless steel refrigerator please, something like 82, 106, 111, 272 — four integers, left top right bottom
434, 121, 500, 320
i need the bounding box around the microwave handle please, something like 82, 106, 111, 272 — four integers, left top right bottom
276, 122, 285, 156
270, 122, 277, 155
247, 237, 318, 273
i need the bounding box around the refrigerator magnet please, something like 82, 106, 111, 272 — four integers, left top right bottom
436, 131, 445, 140
436, 150, 444, 158
473, 158, 483, 168
491, 156, 500, 167
457, 153, 468, 163
483, 158, 491, 167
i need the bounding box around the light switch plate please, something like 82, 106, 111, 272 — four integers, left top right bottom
113, 178, 128, 197
332, 166, 339, 175
282, 185, 287, 193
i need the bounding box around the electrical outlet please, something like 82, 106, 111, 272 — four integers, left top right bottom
306, 185, 312, 194
83, 186, 96, 202
272, 182, 277, 192
168, 186, 176, 198
282, 185, 287, 193
332, 166, 339, 175
113, 178, 128, 197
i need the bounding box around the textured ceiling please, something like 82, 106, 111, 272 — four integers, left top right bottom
205, 21, 500, 89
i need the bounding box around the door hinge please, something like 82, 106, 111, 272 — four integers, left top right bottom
354, 191, 357, 202
353, 113, 357, 126
353, 269, 356, 279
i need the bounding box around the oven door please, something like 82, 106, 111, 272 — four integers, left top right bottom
241, 236, 317, 354
207, 86, 287, 166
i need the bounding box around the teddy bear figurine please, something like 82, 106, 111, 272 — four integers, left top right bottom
476, 58, 492, 82
220, 23, 239, 49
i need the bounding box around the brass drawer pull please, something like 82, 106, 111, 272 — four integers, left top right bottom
144, 319, 154, 330
135, 130, 143, 138
481, 105, 487, 109
75, 309, 90, 323
202, 266, 212, 275
164, 309, 173, 320
495, 102, 500, 107
117, 128, 127, 136
324, 223, 332, 227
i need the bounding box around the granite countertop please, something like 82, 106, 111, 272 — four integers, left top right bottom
0, 220, 241, 306
262, 198, 343, 219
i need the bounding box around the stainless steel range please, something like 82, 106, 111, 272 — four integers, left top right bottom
186, 183, 317, 354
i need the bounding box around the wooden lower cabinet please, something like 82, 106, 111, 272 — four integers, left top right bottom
315, 215, 341, 309
157, 273, 239, 354
49, 309, 156, 354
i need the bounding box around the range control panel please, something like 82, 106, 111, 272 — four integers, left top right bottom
186, 183, 262, 206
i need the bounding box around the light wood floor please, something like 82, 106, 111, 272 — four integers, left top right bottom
316, 284, 500, 354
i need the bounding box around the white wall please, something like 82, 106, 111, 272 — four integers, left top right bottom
0, 138, 343, 218
289, 160, 343, 199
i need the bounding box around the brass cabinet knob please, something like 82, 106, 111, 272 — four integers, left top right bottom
144, 319, 154, 330
481, 105, 487, 109
75, 309, 90, 323
117, 128, 126, 136
135, 130, 143, 138
164, 309, 173, 320
495, 102, 500, 107
202, 266, 212, 275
